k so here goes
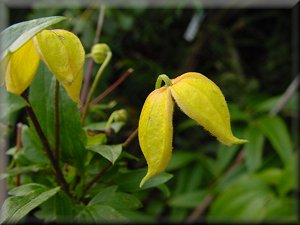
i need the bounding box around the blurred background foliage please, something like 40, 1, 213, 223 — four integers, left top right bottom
3, 3, 299, 223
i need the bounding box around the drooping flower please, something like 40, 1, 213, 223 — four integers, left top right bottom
138, 87, 174, 187
1, 29, 85, 103
138, 72, 247, 187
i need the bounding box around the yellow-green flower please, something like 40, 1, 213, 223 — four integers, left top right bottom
1, 29, 85, 103
138, 72, 247, 187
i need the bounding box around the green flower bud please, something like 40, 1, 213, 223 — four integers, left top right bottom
88, 43, 111, 64
112, 109, 127, 123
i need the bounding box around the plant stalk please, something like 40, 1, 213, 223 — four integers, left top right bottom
81, 52, 112, 123
54, 80, 60, 161
155, 74, 172, 89
80, 4, 106, 105
90, 68, 134, 106
21, 93, 70, 196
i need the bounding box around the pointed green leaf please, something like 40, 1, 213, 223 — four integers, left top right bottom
88, 186, 118, 206
22, 125, 50, 165
258, 116, 293, 165
0, 165, 42, 180
0, 16, 66, 60
34, 190, 74, 223
168, 190, 208, 208
8, 183, 45, 196
89, 186, 142, 210
0, 89, 28, 120
166, 151, 197, 171
116, 169, 173, 192
0, 186, 60, 224
244, 126, 265, 172
209, 175, 273, 221
76, 205, 128, 223
87, 144, 122, 164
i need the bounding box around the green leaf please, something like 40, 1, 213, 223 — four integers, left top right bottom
76, 205, 128, 223
85, 121, 125, 133
244, 126, 265, 172
209, 175, 273, 221
89, 188, 142, 211
116, 169, 173, 192
0, 186, 60, 224
29, 63, 86, 169
21, 125, 49, 165
166, 151, 196, 171
168, 190, 209, 208
8, 183, 45, 196
88, 186, 118, 205
0, 16, 66, 59
216, 144, 239, 175
87, 144, 122, 164
265, 197, 297, 221
86, 133, 107, 146
258, 116, 293, 165
0, 89, 28, 120
117, 209, 155, 223
0, 165, 42, 180
35, 190, 74, 223
257, 168, 283, 186
58, 85, 87, 170
278, 160, 296, 196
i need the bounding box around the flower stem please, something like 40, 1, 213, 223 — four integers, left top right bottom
90, 68, 134, 106
54, 80, 60, 161
81, 52, 112, 124
82, 162, 111, 197
155, 74, 172, 89
21, 93, 70, 196
80, 4, 106, 105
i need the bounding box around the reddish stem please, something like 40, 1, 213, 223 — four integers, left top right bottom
90, 68, 134, 106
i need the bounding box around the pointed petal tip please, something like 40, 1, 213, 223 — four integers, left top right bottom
139, 172, 153, 188
221, 137, 248, 146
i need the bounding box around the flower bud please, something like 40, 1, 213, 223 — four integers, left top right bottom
88, 43, 111, 64
112, 109, 127, 123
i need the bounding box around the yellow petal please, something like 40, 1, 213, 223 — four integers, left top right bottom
170, 72, 247, 145
5, 39, 40, 95
138, 87, 174, 187
62, 68, 83, 104
34, 29, 85, 86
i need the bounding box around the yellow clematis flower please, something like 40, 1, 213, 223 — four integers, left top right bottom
138, 87, 174, 187
138, 72, 247, 187
1, 29, 85, 103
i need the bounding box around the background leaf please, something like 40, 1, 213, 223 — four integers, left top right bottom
244, 125, 264, 172
258, 116, 293, 165
76, 204, 128, 223
0, 185, 60, 224
0, 89, 28, 121
21, 125, 50, 165
168, 190, 208, 208
116, 169, 173, 192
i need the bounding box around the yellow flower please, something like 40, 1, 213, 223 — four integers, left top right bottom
138, 72, 247, 187
1, 29, 85, 103
138, 87, 174, 187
